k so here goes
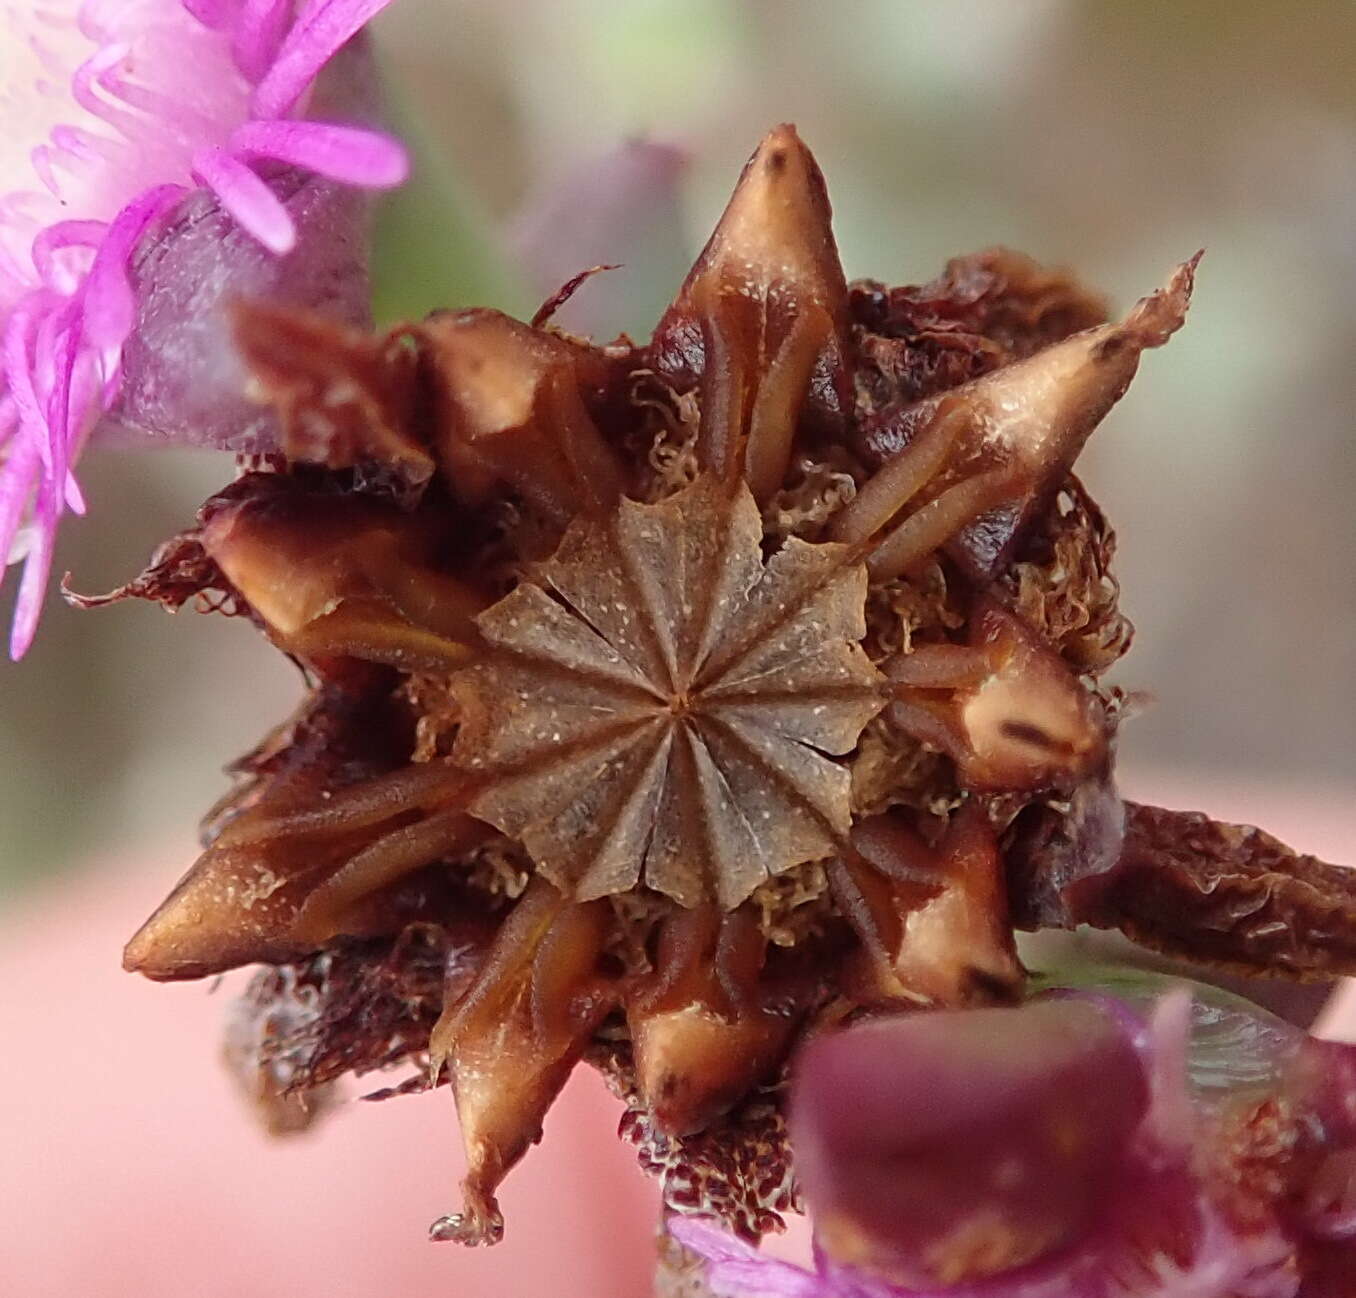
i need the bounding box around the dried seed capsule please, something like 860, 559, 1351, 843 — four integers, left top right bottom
103, 125, 1356, 1253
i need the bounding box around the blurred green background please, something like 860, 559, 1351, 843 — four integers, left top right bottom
3, 0, 1353, 899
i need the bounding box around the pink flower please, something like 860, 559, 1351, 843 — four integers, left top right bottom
0, 0, 408, 658
675, 986, 1356, 1298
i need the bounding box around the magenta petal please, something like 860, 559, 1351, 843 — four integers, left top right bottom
791, 1000, 1148, 1288
80, 184, 187, 361
669, 1220, 825, 1298
251, 0, 394, 118
191, 148, 296, 254
64, 471, 87, 516
9, 320, 78, 660
32, 220, 106, 294
668, 1219, 765, 1266
0, 439, 37, 569
229, 119, 408, 187
10, 469, 58, 660
3, 301, 51, 471
232, 0, 292, 82
181, 0, 237, 29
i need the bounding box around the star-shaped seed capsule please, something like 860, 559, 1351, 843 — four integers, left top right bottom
95, 124, 1356, 1248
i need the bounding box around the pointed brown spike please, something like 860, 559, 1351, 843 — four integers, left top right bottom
651, 124, 851, 498
419, 307, 624, 523
123, 837, 376, 980
854, 256, 1199, 580
126, 724, 473, 981
232, 300, 434, 495
123, 801, 471, 981
200, 487, 486, 670
428, 884, 616, 1244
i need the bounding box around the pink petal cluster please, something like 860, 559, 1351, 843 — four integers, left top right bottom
0, 0, 407, 657
674, 992, 1356, 1298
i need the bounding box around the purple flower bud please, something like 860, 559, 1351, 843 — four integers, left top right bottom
677, 987, 1356, 1298
791, 1000, 1149, 1286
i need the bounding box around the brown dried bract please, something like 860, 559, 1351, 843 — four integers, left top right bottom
1008, 798, 1356, 982
95, 123, 1355, 1246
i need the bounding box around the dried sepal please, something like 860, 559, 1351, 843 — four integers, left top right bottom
651, 124, 850, 498
847, 255, 1198, 581
222, 964, 334, 1136
1007, 475, 1133, 676
241, 923, 489, 1099
450, 474, 884, 909
626, 905, 808, 1136
200, 483, 488, 669
232, 300, 434, 498
419, 307, 625, 522
883, 597, 1108, 794
61, 476, 263, 615
849, 247, 1110, 410
427, 880, 617, 1244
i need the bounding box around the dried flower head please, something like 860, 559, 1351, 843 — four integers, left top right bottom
1, 0, 406, 656
99, 125, 1356, 1248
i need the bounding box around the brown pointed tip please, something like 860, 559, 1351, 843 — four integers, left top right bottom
632, 1005, 794, 1136
690, 123, 844, 306
1116, 251, 1201, 351
122, 900, 231, 983
121, 846, 304, 981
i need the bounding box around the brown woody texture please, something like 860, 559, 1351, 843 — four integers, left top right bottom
92, 126, 1356, 1246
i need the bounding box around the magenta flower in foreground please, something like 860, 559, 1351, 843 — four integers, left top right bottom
0, 0, 407, 657
674, 990, 1356, 1298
